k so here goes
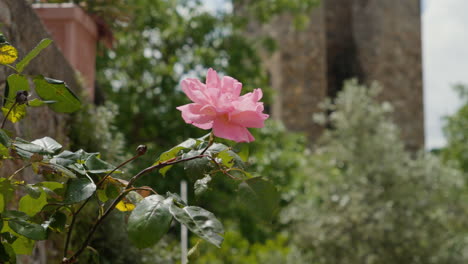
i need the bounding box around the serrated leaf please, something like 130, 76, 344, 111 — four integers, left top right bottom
194, 175, 212, 196
237, 177, 280, 222
127, 195, 173, 248
169, 204, 224, 247
16, 39, 52, 73
0, 44, 18, 64
33, 75, 81, 113
63, 178, 96, 204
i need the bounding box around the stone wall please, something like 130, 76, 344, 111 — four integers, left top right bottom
246, 0, 424, 150
0, 1, 83, 261
0, 0, 83, 152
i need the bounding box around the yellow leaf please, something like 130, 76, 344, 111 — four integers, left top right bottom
116, 200, 135, 212
0, 44, 18, 64
2, 103, 26, 123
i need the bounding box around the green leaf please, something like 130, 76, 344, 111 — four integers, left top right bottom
32, 162, 77, 179
155, 138, 199, 176
169, 204, 224, 247
84, 154, 118, 174
194, 175, 212, 196
11, 235, 35, 255
16, 39, 52, 73
27, 99, 56, 107
8, 219, 47, 240
18, 192, 47, 217
237, 177, 280, 222
182, 149, 212, 177
63, 178, 96, 204
3, 210, 29, 220
0, 179, 14, 213
127, 195, 173, 248
48, 211, 66, 232
33, 75, 81, 113
0, 129, 11, 147
0, 242, 16, 263
31, 137, 62, 154
4, 74, 29, 106
165, 191, 187, 206
24, 184, 41, 199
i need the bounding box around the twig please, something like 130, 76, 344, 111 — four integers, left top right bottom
64, 154, 207, 263
200, 132, 214, 155
8, 163, 31, 180
62, 150, 145, 260
1, 101, 17, 129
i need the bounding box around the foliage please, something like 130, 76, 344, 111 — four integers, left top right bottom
0, 36, 278, 263
441, 84, 468, 172
283, 80, 468, 264
234, 0, 320, 29
70, 102, 129, 165
192, 227, 305, 264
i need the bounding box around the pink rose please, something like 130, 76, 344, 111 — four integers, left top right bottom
177, 68, 269, 142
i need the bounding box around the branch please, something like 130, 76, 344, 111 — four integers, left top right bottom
63, 153, 207, 263
1, 101, 17, 129
62, 146, 146, 260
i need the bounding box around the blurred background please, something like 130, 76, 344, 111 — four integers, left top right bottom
2, 0, 468, 263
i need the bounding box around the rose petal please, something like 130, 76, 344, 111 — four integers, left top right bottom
206, 68, 220, 89
230, 111, 269, 128
181, 79, 208, 104
212, 116, 255, 142
221, 76, 242, 97
177, 103, 215, 129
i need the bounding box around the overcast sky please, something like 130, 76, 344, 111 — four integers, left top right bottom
203, 0, 464, 150
423, 0, 466, 149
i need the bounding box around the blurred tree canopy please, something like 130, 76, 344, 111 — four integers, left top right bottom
283, 80, 468, 264
86, 0, 318, 262
442, 84, 468, 172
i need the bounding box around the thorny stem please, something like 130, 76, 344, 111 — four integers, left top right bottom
62, 150, 146, 260
1, 101, 17, 129
63, 153, 207, 263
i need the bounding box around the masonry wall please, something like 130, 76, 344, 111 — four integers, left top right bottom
248, 0, 424, 150
0, 0, 82, 147
0, 1, 84, 261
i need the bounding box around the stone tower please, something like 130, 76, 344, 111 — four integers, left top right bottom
243, 0, 424, 150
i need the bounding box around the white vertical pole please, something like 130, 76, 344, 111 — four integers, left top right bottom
181, 180, 188, 264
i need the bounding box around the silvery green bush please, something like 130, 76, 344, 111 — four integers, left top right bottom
283, 80, 468, 264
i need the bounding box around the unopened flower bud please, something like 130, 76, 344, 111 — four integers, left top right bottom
15, 90, 29, 105
136, 145, 147, 155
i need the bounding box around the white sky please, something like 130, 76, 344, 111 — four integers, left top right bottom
423, 0, 465, 149
202, 0, 464, 150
